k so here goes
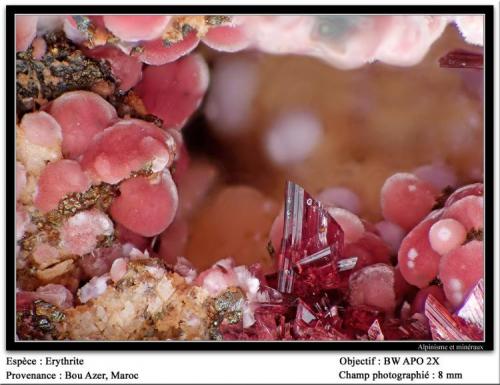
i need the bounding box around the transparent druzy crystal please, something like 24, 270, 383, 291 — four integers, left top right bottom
455, 278, 484, 340
425, 279, 484, 341
367, 319, 384, 341
425, 294, 471, 341
277, 181, 344, 294
367, 315, 430, 341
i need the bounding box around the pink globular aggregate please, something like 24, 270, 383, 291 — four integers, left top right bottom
317, 187, 361, 215
80, 119, 172, 184
342, 232, 391, 273
47, 91, 117, 160
442, 195, 484, 232
13, 15, 486, 341
34, 159, 91, 213
428, 218, 467, 256
348, 263, 397, 314
412, 162, 458, 191
269, 209, 285, 254
85, 45, 143, 91
116, 223, 150, 252
381, 172, 437, 231
20, 111, 62, 149
16, 15, 38, 52
201, 25, 250, 52
375, 220, 405, 255
439, 240, 483, 308
102, 15, 171, 42
158, 217, 189, 264
327, 207, 364, 244
138, 31, 200, 66
134, 54, 209, 129
398, 215, 442, 288
109, 171, 178, 237
445, 183, 483, 207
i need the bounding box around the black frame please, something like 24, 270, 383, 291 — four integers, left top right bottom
6, 4, 494, 351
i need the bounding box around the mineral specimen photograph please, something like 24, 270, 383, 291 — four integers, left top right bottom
10, 8, 490, 346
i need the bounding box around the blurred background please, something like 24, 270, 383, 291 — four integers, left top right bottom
177, 22, 483, 272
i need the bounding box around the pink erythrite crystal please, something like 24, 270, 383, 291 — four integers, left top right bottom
78, 244, 122, 279
254, 285, 296, 316
36, 284, 74, 309
196, 263, 237, 296
348, 263, 397, 314
20, 111, 62, 149
343, 305, 383, 337
445, 183, 483, 207
428, 218, 467, 256
59, 209, 114, 256
269, 208, 285, 254
173, 256, 197, 284
134, 54, 209, 129
110, 258, 128, 283
277, 181, 344, 295
371, 315, 430, 341
47, 91, 117, 159
398, 215, 442, 288
85, 45, 143, 92
34, 159, 91, 213
354, 232, 390, 265
158, 216, 189, 264
439, 49, 484, 70
442, 196, 484, 232
381, 172, 437, 231
425, 294, 471, 341
295, 299, 318, 328
138, 31, 200, 66
393, 265, 415, 305
116, 223, 150, 252
202, 25, 250, 52
102, 15, 171, 42
439, 240, 484, 308
16, 15, 38, 52
109, 171, 178, 237
80, 119, 174, 184
78, 274, 110, 304
326, 207, 364, 245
